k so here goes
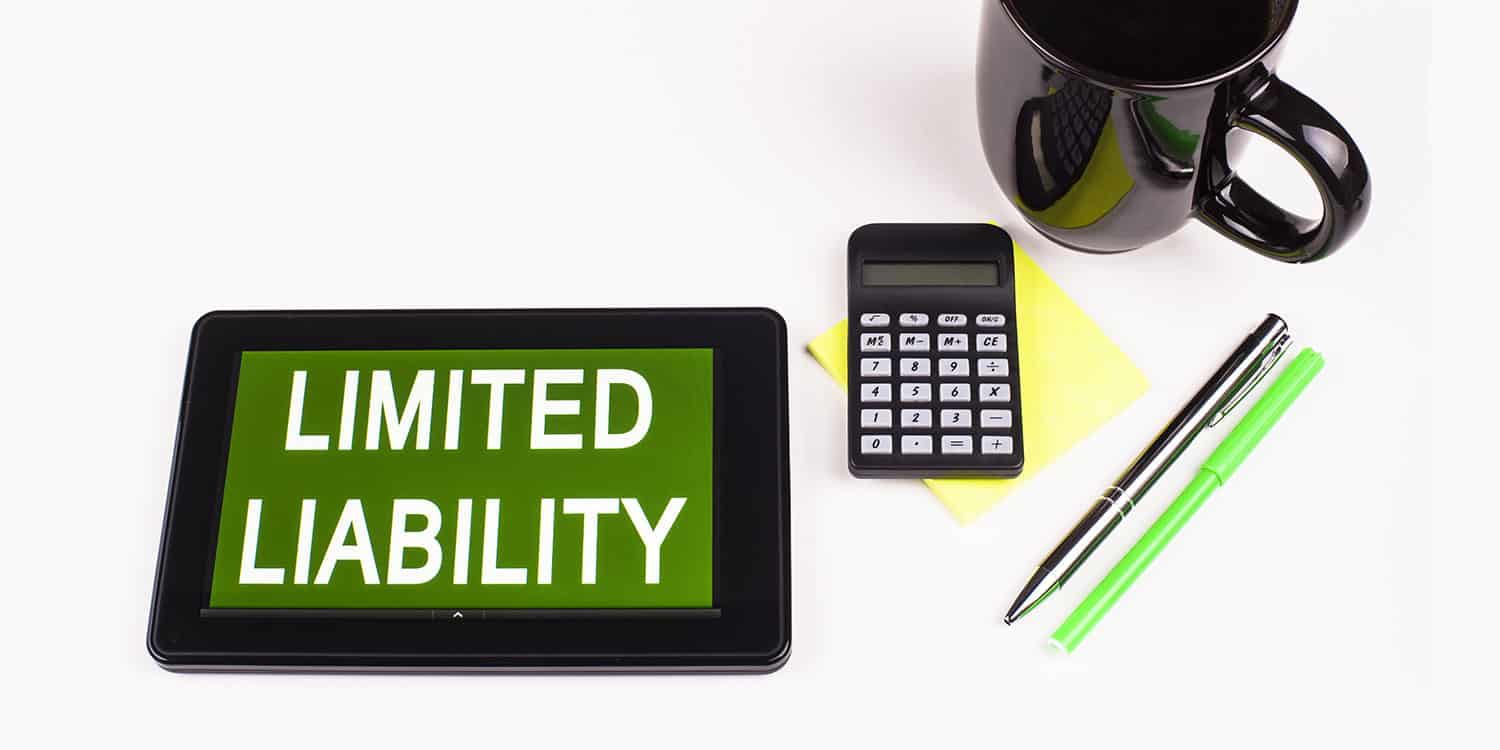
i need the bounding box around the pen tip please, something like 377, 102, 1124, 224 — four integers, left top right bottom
1004, 568, 1059, 626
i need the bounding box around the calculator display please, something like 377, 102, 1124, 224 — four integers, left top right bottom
207, 347, 715, 611
862, 262, 1000, 287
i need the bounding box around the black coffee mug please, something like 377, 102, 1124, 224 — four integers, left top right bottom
978, 0, 1370, 262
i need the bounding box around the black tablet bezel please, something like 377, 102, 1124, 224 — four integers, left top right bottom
148, 308, 790, 673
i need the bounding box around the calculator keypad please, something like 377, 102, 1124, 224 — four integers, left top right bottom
852, 310, 1019, 473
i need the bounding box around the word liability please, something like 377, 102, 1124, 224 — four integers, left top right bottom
239, 496, 688, 587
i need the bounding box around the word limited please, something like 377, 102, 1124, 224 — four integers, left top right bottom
284, 368, 655, 451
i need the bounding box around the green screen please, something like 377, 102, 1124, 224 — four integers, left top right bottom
208, 348, 714, 609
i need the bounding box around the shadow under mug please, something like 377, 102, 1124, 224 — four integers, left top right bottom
977, 0, 1370, 263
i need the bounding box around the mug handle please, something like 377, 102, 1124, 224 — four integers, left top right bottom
1196, 75, 1371, 263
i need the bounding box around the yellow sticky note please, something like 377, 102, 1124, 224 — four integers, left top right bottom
807, 244, 1149, 524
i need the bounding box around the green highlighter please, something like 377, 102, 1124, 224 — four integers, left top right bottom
1049, 347, 1325, 654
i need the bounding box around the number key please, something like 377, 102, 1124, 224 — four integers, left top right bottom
860, 358, 892, 377
940, 383, 972, 402
900, 358, 931, 377
940, 409, 972, 429
939, 358, 970, 377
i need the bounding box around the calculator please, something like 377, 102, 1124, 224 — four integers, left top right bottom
846, 224, 1024, 478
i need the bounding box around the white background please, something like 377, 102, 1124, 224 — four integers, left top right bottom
0, 1, 1488, 746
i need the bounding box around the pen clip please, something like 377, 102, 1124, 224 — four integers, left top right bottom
1208, 332, 1292, 427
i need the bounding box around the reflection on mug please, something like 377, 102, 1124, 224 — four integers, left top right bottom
1012, 76, 1134, 230
1128, 98, 1200, 181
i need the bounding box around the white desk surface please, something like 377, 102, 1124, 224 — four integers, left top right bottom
1, 0, 1450, 746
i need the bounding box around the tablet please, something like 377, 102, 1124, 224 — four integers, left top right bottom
148, 308, 790, 673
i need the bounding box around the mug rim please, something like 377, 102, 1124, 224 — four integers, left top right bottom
996, 0, 1299, 92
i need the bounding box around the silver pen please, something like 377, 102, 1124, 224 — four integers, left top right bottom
1003, 313, 1292, 625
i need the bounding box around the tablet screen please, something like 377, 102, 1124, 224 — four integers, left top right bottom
207, 348, 715, 611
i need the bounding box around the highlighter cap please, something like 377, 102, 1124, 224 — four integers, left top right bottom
1202, 348, 1324, 483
